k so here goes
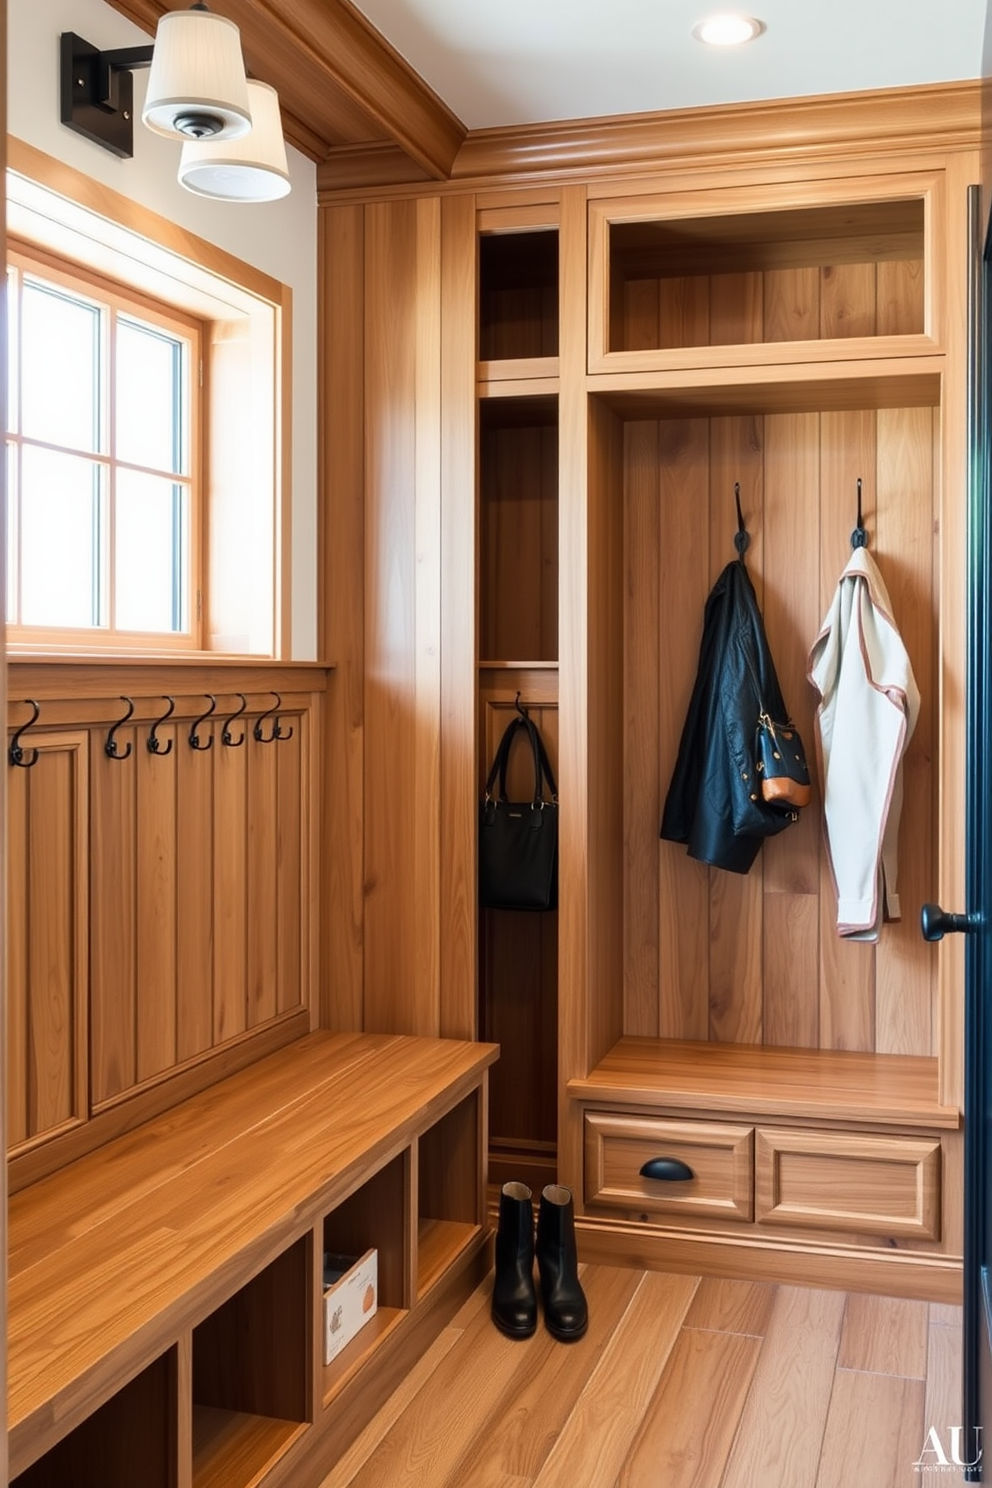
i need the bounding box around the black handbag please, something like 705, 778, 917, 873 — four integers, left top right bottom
479, 712, 558, 911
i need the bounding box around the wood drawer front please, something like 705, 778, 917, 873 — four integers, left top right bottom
754, 1127, 941, 1240
584, 1112, 754, 1223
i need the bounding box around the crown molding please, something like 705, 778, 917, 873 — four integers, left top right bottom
450, 80, 983, 188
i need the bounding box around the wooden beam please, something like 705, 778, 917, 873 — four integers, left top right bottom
102, 0, 466, 176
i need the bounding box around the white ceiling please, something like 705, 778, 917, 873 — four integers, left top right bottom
347, 0, 989, 132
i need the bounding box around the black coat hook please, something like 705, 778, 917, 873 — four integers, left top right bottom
106, 697, 134, 761
9, 699, 41, 769
221, 694, 248, 747
147, 696, 175, 755
514, 691, 530, 720
189, 695, 216, 751
851, 477, 869, 550
733, 483, 750, 558
254, 692, 293, 744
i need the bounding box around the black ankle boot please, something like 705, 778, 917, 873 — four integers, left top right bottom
536, 1184, 588, 1342
491, 1181, 537, 1339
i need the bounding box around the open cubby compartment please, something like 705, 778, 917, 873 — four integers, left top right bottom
12, 1349, 178, 1488
192, 1237, 310, 1488
479, 395, 559, 664
417, 1089, 483, 1299
479, 227, 559, 363
480, 900, 559, 1192
574, 368, 943, 1107
321, 1149, 410, 1403
599, 193, 928, 356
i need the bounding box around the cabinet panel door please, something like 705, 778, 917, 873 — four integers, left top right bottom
585, 1111, 754, 1222
754, 1126, 941, 1239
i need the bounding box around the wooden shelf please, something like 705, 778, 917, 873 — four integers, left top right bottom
322, 1306, 407, 1408
418, 1219, 481, 1297
567, 1038, 961, 1130
479, 659, 559, 671
479, 357, 559, 385
589, 356, 942, 418
192, 1407, 307, 1488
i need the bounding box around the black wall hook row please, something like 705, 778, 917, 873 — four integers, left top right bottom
189, 695, 217, 751
106, 697, 135, 761
147, 696, 175, 755
9, 699, 41, 769
851, 477, 869, 550
733, 482, 750, 558
221, 693, 248, 747
254, 691, 293, 744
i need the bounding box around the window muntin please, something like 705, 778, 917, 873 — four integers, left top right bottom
6, 245, 201, 646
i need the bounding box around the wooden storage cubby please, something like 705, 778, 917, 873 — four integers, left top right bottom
478, 390, 560, 1189
320, 1151, 410, 1404
11, 1351, 177, 1488
588, 176, 942, 372
417, 1089, 484, 1297
479, 220, 559, 368
192, 1238, 310, 1488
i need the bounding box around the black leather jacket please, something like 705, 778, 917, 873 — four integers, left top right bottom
660, 557, 795, 874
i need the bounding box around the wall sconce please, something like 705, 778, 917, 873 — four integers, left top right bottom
59, 3, 290, 202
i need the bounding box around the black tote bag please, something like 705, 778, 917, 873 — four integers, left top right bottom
479, 713, 558, 912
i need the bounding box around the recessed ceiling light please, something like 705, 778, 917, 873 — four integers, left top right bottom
692, 14, 764, 46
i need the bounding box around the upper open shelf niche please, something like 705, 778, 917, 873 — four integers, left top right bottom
480, 228, 559, 366
591, 188, 933, 370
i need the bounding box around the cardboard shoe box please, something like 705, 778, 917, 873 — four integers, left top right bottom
323, 1248, 378, 1365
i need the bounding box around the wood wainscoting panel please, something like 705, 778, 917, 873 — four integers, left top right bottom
7, 732, 89, 1153
7, 681, 320, 1171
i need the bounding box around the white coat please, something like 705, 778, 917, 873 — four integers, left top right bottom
807, 546, 920, 941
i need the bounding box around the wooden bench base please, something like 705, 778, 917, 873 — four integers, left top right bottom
8, 1031, 497, 1486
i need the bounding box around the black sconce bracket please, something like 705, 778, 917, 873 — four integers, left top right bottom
60, 32, 154, 159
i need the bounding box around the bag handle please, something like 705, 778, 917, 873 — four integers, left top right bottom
484, 713, 557, 805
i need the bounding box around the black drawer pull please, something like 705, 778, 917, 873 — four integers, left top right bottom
640, 1156, 694, 1182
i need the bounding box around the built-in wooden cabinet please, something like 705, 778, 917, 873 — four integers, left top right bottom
462, 140, 972, 1297
477, 220, 561, 1191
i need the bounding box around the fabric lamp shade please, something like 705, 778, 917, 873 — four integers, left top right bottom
178, 80, 291, 201
142, 9, 251, 141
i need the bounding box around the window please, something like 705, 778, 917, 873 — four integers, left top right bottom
7, 139, 293, 657
6, 246, 202, 646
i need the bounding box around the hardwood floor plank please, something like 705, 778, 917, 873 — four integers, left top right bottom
837, 1293, 929, 1379
922, 1308, 969, 1485
721, 1285, 846, 1488
815, 1370, 926, 1488
318, 1325, 465, 1488
450, 1265, 643, 1487
684, 1275, 777, 1336
532, 1271, 699, 1488
340, 1312, 548, 1486
619, 1327, 762, 1488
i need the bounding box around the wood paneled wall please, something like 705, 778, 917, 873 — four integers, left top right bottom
322, 194, 479, 1042
6, 674, 322, 1183
623, 404, 938, 1057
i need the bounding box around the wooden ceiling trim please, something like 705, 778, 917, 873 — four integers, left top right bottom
317, 144, 434, 193
101, 0, 466, 176
451, 81, 983, 186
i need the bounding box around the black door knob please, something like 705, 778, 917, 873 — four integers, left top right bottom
921, 903, 982, 942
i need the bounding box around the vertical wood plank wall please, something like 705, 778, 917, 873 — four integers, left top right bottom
322, 193, 478, 1042
616, 257, 938, 1058
6, 683, 319, 1179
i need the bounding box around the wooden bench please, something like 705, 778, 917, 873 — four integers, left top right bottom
8, 1030, 498, 1487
